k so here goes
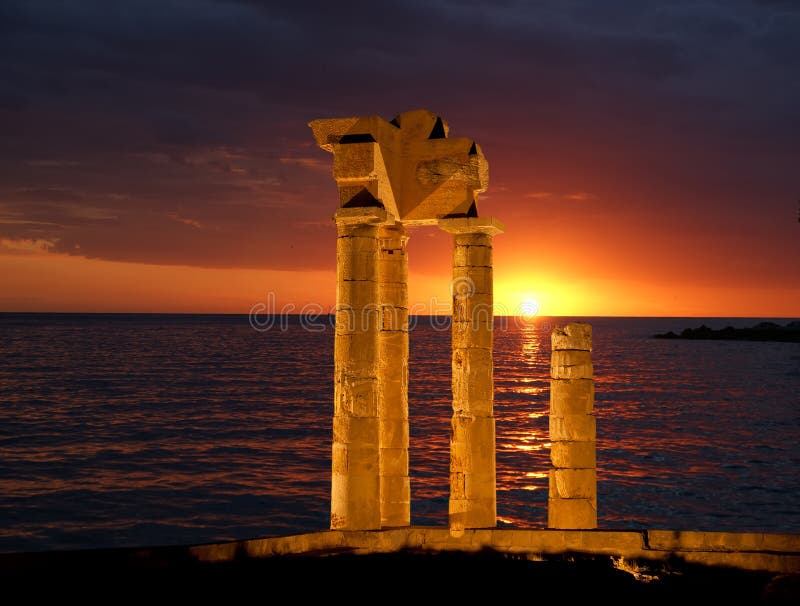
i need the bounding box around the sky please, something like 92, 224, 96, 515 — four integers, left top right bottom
1, 0, 798, 316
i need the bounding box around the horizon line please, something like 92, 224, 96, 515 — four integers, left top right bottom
1, 311, 798, 320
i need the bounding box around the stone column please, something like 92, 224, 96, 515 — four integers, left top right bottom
440, 217, 504, 530
377, 223, 410, 527
548, 322, 597, 529
331, 207, 386, 530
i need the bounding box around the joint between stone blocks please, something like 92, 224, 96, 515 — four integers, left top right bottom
550, 440, 597, 468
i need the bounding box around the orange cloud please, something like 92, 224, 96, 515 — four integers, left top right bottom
0, 238, 56, 253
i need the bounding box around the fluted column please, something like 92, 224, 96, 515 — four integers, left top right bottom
548, 322, 597, 529
440, 217, 504, 530
377, 223, 410, 527
331, 207, 386, 530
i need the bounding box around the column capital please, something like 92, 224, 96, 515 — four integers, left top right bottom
438, 217, 505, 236
333, 207, 388, 226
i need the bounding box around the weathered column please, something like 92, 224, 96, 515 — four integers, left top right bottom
440, 217, 504, 530
377, 223, 410, 527
331, 207, 386, 530
310, 110, 493, 531
548, 322, 597, 529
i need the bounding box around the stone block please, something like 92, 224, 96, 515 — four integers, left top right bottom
762, 533, 800, 553
449, 439, 472, 470
380, 500, 410, 528
551, 350, 593, 379
453, 232, 493, 248
377, 382, 408, 418
337, 247, 377, 282
379, 417, 409, 448
452, 397, 493, 417
377, 333, 408, 386
381, 475, 409, 500
378, 374, 406, 402
336, 281, 380, 312
440, 218, 503, 238
190, 542, 238, 562
470, 529, 495, 549
449, 497, 497, 530
549, 468, 597, 499
450, 471, 467, 499
331, 442, 348, 474
380, 447, 408, 476
549, 414, 596, 442
452, 320, 493, 349
334, 377, 379, 417
452, 347, 494, 414
452, 266, 493, 295
550, 379, 594, 415
451, 415, 496, 471
643, 530, 790, 553
332, 140, 380, 180
333, 415, 379, 446
551, 322, 592, 351
550, 440, 596, 468
576, 531, 645, 556
452, 292, 493, 324
450, 447, 475, 474
334, 308, 357, 335
335, 217, 381, 237
331, 442, 379, 474
377, 276, 407, 300
465, 469, 496, 499
528, 529, 568, 553
547, 498, 597, 529
378, 327, 407, 351
334, 331, 377, 368
377, 258, 408, 286
337, 229, 379, 251
453, 243, 492, 268
378, 304, 408, 331
331, 471, 381, 530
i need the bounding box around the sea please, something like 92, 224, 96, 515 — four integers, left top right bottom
1, 313, 798, 553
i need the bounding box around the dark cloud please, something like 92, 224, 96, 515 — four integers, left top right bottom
0, 0, 797, 282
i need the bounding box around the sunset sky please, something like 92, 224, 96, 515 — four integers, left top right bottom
1, 1, 798, 316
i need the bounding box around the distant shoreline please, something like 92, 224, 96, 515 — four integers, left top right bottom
654, 321, 800, 343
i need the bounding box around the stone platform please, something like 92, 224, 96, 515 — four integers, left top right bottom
190, 527, 800, 574
4, 527, 798, 601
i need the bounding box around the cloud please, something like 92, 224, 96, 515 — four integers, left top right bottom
279, 157, 330, 171
524, 191, 596, 202
564, 192, 596, 202
525, 192, 553, 199
0, 0, 796, 284
0, 237, 57, 253
167, 213, 204, 229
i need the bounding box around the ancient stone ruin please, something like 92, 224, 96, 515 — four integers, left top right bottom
549, 323, 597, 528
310, 110, 596, 531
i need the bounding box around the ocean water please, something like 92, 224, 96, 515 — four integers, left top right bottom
0, 313, 798, 553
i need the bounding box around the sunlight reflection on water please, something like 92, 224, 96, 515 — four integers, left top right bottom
0, 314, 798, 552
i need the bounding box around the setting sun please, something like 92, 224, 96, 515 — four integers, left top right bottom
520, 298, 540, 317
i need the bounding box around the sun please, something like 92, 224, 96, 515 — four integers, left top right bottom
520, 298, 540, 318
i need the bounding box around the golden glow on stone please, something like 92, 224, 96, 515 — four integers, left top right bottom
312, 110, 503, 531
